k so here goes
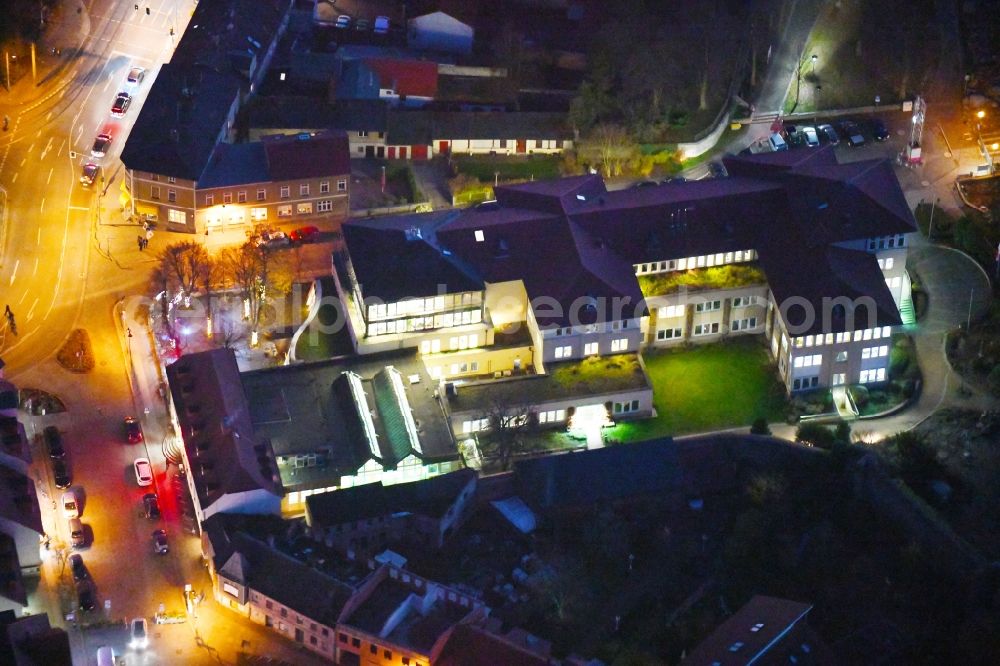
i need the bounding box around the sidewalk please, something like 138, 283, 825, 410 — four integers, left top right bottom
0, 0, 91, 110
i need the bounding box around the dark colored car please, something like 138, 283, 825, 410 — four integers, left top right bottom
289, 226, 321, 243
69, 554, 89, 582
817, 123, 839, 145
53, 459, 71, 489
661, 176, 688, 184
80, 162, 99, 186
152, 529, 169, 554
143, 493, 161, 520
124, 416, 143, 443
708, 162, 728, 178
839, 120, 865, 147
633, 180, 659, 188
111, 92, 131, 117
91, 133, 112, 158
44, 426, 65, 459
77, 582, 96, 611
871, 118, 890, 141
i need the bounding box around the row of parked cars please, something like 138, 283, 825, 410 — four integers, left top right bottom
772, 117, 890, 151
80, 65, 145, 187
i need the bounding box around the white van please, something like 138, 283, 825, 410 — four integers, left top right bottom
769, 132, 788, 152
96, 645, 115, 666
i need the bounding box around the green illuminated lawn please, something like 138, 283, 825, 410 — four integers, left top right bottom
638, 264, 766, 298
609, 337, 787, 440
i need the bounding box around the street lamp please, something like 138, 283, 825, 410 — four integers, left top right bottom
810, 54, 817, 75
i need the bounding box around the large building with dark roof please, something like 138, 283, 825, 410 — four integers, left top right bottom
331, 146, 915, 428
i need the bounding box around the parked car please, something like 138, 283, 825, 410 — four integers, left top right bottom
62, 491, 79, 519
110, 92, 131, 117
53, 459, 71, 489
801, 126, 820, 147
77, 582, 96, 611
124, 416, 143, 443
355, 18, 370, 31
130, 617, 149, 649
871, 118, 890, 141
143, 493, 161, 520
374, 16, 390, 34
817, 123, 839, 145
134, 458, 153, 487
708, 161, 728, 178
80, 162, 99, 186
69, 517, 85, 548
769, 132, 788, 152
91, 133, 112, 158
256, 230, 290, 249
152, 529, 169, 554
335, 15, 351, 29
839, 120, 865, 147
126, 66, 145, 86
289, 225, 320, 243
69, 554, 89, 582
633, 180, 659, 188
662, 176, 688, 184
44, 426, 65, 458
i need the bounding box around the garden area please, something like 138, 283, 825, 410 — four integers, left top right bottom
448, 154, 563, 205
638, 263, 766, 298
348, 161, 426, 211
293, 278, 353, 362
607, 337, 787, 440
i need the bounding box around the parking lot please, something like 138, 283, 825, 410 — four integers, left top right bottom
748, 111, 914, 165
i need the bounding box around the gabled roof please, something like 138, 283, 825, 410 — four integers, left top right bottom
434, 623, 552, 666
343, 212, 483, 302
684, 595, 819, 665
305, 469, 475, 528
261, 130, 351, 181
120, 63, 242, 181
513, 437, 680, 510
171, 0, 288, 77
246, 97, 388, 133
167, 349, 283, 512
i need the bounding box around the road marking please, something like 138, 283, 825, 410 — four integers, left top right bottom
40, 137, 54, 160
58, 139, 65, 157
75, 125, 83, 142
26, 298, 38, 322
19, 158, 26, 167
36, 228, 41, 245
27, 144, 35, 154
46, 168, 53, 185
35, 130, 42, 139
10, 173, 16, 183
40, 198, 45, 214
9, 260, 18, 285
32, 257, 38, 276
103, 75, 114, 93
68, 206, 89, 211
17, 291, 27, 305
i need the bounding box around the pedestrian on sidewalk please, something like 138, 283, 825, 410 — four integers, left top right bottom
137, 235, 145, 251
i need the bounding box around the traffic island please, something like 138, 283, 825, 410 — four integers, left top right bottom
55, 329, 94, 373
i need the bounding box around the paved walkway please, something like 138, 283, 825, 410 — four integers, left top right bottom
409, 159, 452, 210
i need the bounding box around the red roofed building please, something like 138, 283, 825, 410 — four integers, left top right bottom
365, 58, 439, 106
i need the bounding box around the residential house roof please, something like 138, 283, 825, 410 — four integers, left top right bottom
0, 534, 26, 608
434, 623, 553, 666
0, 610, 71, 666
260, 130, 351, 181
202, 513, 355, 627
305, 469, 475, 529
119, 63, 243, 181
513, 437, 681, 510
365, 58, 439, 98
166, 349, 283, 513
171, 0, 288, 79
246, 97, 388, 133
684, 595, 828, 665
342, 211, 483, 302
0, 381, 16, 412
0, 466, 42, 535
408, 0, 479, 26
0, 417, 28, 464
384, 110, 573, 146
197, 142, 269, 189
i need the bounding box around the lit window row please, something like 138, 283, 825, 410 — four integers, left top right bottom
860, 367, 886, 383
793, 354, 823, 368
368, 309, 481, 336
635, 250, 756, 275
553, 338, 629, 357
877, 257, 895, 270
861, 345, 889, 359
368, 293, 480, 321
794, 326, 892, 348
538, 409, 566, 424
868, 234, 906, 251
462, 419, 489, 434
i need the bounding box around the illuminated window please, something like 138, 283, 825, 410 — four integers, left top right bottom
584, 342, 598, 355
167, 176, 176, 184
658, 305, 683, 318
337, 179, 347, 192
611, 338, 628, 352
277, 205, 292, 217
297, 202, 313, 214
250, 207, 267, 221
554, 345, 572, 359
167, 209, 185, 224
474, 229, 485, 242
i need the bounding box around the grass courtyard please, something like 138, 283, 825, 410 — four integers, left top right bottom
609, 337, 787, 440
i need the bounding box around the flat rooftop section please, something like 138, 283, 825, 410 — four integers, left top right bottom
448, 353, 650, 412
241, 349, 457, 489
346, 579, 470, 654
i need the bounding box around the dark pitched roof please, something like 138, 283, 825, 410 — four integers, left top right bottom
384, 110, 573, 145
171, 0, 287, 78
0, 465, 42, 535
167, 349, 283, 511
202, 514, 354, 627
0, 534, 26, 608
198, 142, 269, 189
513, 437, 680, 510
435, 624, 552, 666
408, 0, 480, 25
246, 97, 388, 132
305, 469, 475, 528
343, 212, 483, 302
684, 595, 820, 666
261, 130, 351, 181
119, 63, 242, 180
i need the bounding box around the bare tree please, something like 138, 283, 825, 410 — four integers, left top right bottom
158, 241, 211, 304
577, 124, 638, 178
220, 242, 265, 342
198, 254, 224, 341
480, 397, 535, 471
149, 263, 174, 337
